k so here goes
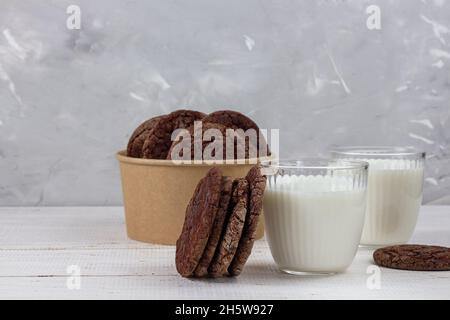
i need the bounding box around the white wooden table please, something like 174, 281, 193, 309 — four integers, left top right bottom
0, 206, 449, 300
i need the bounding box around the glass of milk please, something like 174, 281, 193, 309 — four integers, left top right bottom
261, 159, 368, 275
330, 147, 425, 246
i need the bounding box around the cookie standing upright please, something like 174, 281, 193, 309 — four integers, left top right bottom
194, 176, 233, 277
202, 110, 260, 132
229, 165, 266, 276
209, 178, 249, 277
175, 167, 223, 277
202, 110, 269, 157
142, 109, 205, 159
167, 122, 228, 161
127, 115, 164, 158
373, 244, 450, 271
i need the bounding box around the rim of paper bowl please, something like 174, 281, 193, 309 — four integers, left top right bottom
116, 150, 273, 167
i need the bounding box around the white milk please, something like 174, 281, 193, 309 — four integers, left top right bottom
360, 159, 424, 245
263, 175, 366, 274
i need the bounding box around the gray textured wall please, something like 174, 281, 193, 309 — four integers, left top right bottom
0, 0, 449, 206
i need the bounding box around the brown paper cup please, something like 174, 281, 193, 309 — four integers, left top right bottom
116, 151, 265, 245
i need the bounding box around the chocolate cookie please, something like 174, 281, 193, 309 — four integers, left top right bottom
203, 110, 269, 157
229, 165, 266, 276
202, 110, 260, 132
127, 115, 164, 158
167, 122, 226, 161
142, 109, 205, 159
373, 244, 450, 271
194, 176, 233, 277
209, 178, 249, 277
167, 122, 248, 161
175, 167, 223, 277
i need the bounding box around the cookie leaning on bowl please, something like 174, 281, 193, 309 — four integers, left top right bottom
208, 178, 249, 277
193, 176, 233, 277
229, 165, 267, 276
175, 167, 223, 277
175, 165, 266, 278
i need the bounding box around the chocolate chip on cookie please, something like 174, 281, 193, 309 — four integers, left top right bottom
194, 176, 233, 278
127, 115, 164, 158
229, 165, 266, 276
209, 178, 249, 277
373, 244, 450, 271
175, 167, 223, 277
142, 109, 205, 159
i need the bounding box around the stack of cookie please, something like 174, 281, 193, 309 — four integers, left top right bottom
127, 109, 267, 160
176, 165, 266, 278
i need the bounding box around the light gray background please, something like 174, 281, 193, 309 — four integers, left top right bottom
0, 0, 449, 206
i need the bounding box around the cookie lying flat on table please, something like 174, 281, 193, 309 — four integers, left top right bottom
127, 115, 164, 158
142, 109, 205, 159
194, 176, 233, 278
229, 165, 266, 276
373, 244, 450, 271
175, 167, 222, 277
208, 178, 249, 277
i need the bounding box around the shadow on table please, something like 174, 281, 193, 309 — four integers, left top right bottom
189, 262, 339, 284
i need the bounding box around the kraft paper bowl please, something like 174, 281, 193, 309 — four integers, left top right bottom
116, 151, 265, 245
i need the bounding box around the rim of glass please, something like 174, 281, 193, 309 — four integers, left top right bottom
330, 146, 425, 158
260, 158, 369, 170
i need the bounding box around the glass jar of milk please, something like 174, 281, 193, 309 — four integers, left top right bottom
261, 159, 368, 275
331, 147, 425, 246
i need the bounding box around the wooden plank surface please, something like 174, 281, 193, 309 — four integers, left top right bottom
0, 206, 449, 299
